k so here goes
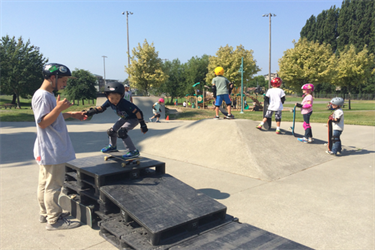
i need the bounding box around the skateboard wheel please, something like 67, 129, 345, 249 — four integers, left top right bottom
121, 163, 126, 167
104, 156, 109, 161
136, 161, 140, 165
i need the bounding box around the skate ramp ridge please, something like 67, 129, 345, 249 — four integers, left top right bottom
89, 96, 164, 123
138, 119, 333, 181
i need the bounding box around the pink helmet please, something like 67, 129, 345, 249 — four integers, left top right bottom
158, 98, 165, 103
301, 83, 314, 92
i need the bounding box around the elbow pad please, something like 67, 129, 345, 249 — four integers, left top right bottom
281, 96, 285, 104
264, 96, 269, 103
212, 85, 217, 98
302, 103, 312, 109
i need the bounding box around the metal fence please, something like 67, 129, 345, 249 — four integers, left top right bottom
293, 93, 375, 100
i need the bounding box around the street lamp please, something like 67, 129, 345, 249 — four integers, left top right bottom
262, 13, 276, 89
102, 55, 107, 85
122, 11, 133, 72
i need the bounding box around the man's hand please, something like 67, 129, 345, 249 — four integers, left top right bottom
139, 120, 148, 134
56, 95, 72, 111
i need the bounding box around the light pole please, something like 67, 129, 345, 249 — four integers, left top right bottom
263, 13, 276, 89
122, 11, 133, 71
102, 55, 107, 85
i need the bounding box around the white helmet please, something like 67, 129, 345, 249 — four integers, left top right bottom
330, 97, 344, 106
124, 84, 130, 88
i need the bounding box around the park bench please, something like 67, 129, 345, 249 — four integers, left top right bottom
0, 103, 17, 109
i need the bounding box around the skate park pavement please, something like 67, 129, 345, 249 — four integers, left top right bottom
0, 97, 374, 250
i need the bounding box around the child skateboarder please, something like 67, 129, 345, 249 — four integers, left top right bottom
326, 97, 345, 155
256, 77, 285, 134
85, 82, 148, 158
211, 66, 234, 119
295, 83, 314, 143
33, 63, 86, 230
149, 98, 164, 123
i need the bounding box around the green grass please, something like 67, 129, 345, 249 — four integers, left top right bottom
0, 95, 96, 122
166, 99, 375, 126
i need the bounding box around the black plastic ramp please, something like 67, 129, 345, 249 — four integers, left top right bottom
100, 174, 227, 245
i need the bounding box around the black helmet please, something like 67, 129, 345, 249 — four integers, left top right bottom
104, 82, 125, 96
43, 63, 74, 79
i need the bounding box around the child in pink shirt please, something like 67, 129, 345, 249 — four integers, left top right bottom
295, 83, 314, 143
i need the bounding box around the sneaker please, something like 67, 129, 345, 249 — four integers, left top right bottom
307, 138, 313, 143
214, 116, 220, 120
156, 120, 160, 123
297, 138, 307, 143
326, 150, 335, 155
45, 216, 81, 231
40, 212, 70, 223
101, 145, 117, 153
336, 151, 341, 155
122, 149, 140, 159
276, 129, 281, 134
149, 118, 153, 122
226, 114, 234, 119
256, 124, 262, 129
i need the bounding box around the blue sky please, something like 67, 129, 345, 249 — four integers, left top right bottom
1, 0, 343, 82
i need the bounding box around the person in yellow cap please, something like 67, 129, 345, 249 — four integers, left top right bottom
211, 67, 234, 119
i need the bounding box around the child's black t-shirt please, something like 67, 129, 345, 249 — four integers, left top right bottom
101, 99, 142, 120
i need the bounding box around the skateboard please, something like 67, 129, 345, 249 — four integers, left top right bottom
103, 151, 141, 167
58, 194, 93, 228
218, 107, 235, 119
327, 116, 333, 151
262, 95, 271, 130
290, 106, 296, 136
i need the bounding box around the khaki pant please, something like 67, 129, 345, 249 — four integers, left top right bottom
37, 164, 65, 224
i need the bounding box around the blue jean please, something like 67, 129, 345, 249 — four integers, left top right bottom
332, 130, 342, 154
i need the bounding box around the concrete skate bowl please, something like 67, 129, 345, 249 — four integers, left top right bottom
89, 96, 165, 123
137, 119, 333, 181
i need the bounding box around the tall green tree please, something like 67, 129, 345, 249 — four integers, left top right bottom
159, 59, 185, 101
125, 39, 167, 95
0, 35, 47, 108
278, 38, 336, 91
183, 55, 209, 95
65, 69, 97, 105
331, 44, 375, 109
206, 45, 260, 87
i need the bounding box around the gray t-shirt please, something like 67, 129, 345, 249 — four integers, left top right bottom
32, 89, 76, 165
212, 76, 229, 95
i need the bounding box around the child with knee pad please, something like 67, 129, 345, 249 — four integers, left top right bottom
326, 97, 344, 156
295, 83, 314, 143
256, 77, 285, 134
212, 66, 234, 119
149, 98, 164, 122
85, 82, 148, 159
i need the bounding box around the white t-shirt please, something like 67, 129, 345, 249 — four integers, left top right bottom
32, 89, 76, 165
124, 91, 132, 102
332, 108, 344, 131
266, 88, 285, 111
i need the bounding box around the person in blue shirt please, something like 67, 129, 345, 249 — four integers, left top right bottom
85, 82, 148, 158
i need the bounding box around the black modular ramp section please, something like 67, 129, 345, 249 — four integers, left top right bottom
170, 221, 313, 250
100, 174, 227, 245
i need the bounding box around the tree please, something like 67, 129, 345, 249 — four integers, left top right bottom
331, 44, 375, 109
278, 38, 336, 91
65, 69, 97, 105
125, 39, 167, 95
0, 35, 47, 108
183, 55, 210, 96
205, 45, 260, 88
159, 59, 185, 102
